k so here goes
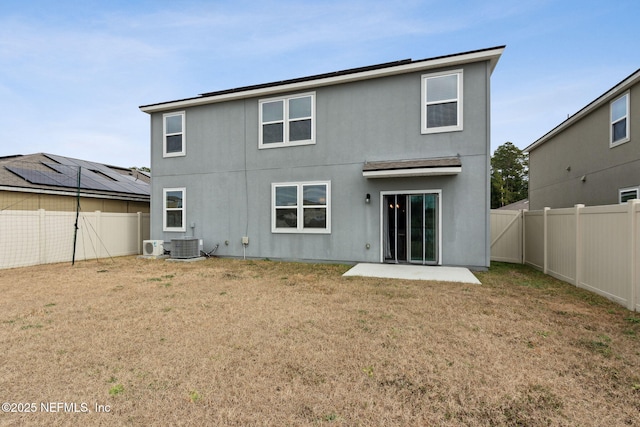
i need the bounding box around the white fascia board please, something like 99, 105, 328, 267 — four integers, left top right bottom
140, 47, 505, 114
363, 167, 462, 178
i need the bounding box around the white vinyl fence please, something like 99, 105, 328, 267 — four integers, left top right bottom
0, 209, 150, 269
490, 209, 523, 264
491, 201, 640, 312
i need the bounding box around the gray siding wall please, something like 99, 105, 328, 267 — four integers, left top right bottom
529, 82, 640, 210
149, 61, 492, 268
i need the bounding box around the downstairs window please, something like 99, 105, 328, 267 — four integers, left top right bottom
272, 181, 330, 233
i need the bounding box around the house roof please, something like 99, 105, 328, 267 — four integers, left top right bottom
363, 157, 462, 178
497, 199, 529, 211
0, 153, 150, 202
525, 68, 640, 153
139, 45, 505, 113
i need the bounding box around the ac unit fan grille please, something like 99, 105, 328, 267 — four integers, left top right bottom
144, 242, 154, 254
171, 238, 200, 259
143, 240, 164, 256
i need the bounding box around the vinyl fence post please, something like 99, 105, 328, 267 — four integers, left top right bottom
520, 209, 525, 264
574, 204, 584, 288
628, 199, 638, 311
543, 207, 550, 275
137, 212, 142, 254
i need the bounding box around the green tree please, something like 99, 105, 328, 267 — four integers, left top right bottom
491, 142, 528, 209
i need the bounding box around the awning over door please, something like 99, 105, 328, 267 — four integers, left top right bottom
362, 157, 461, 178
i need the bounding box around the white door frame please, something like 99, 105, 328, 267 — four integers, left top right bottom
379, 189, 442, 265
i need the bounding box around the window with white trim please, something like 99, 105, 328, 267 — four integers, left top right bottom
163, 188, 186, 231
163, 111, 185, 157
272, 181, 330, 233
610, 92, 630, 147
619, 186, 638, 203
259, 93, 315, 148
421, 70, 463, 134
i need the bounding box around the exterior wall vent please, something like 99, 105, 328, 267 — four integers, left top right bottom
171, 238, 200, 259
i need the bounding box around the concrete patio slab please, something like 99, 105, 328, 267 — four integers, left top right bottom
342, 263, 481, 284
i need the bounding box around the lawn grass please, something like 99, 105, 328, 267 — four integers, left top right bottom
0, 257, 639, 426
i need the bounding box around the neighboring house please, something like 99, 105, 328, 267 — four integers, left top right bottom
139, 46, 505, 269
526, 68, 640, 210
497, 199, 528, 211
0, 153, 150, 213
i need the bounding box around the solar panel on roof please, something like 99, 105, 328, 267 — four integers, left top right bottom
79, 175, 111, 192
43, 154, 150, 196
50, 162, 148, 195
43, 163, 80, 178
44, 153, 79, 167
6, 166, 77, 188
5, 162, 149, 196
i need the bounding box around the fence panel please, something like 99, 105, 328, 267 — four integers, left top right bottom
0, 210, 41, 268
523, 211, 544, 270
0, 209, 150, 269
546, 208, 576, 284
490, 210, 523, 263
493, 202, 640, 312
75, 211, 100, 261
579, 205, 631, 308
43, 211, 77, 264
99, 212, 142, 257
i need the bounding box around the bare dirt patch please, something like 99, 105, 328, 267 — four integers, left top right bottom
1, 257, 639, 426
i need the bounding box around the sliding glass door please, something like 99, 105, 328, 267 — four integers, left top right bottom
384, 193, 439, 265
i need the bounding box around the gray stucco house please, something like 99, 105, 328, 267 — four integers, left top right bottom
140, 46, 504, 269
526, 68, 640, 210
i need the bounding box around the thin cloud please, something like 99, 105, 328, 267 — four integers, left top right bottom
1, 0, 638, 167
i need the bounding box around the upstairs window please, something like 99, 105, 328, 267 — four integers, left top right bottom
272, 181, 330, 233
259, 93, 315, 148
163, 188, 186, 231
163, 111, 185, 157
610, 92, 630, 147
421, 70, 463, 134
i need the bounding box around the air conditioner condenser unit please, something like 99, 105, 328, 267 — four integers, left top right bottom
143, 240, 165, 256
171, 238, 201, 259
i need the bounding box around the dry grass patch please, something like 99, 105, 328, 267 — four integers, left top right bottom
0, 258, 639, 426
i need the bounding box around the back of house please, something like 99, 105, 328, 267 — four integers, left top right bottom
140, 46, 504, 269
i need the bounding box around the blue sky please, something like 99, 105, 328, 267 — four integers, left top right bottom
1, 0, 639, 168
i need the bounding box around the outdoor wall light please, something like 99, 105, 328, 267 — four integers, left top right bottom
365, 193, 371, 203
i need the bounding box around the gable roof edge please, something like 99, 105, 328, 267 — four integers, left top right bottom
525, 68, 640, 153
140, 46, 505, 114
